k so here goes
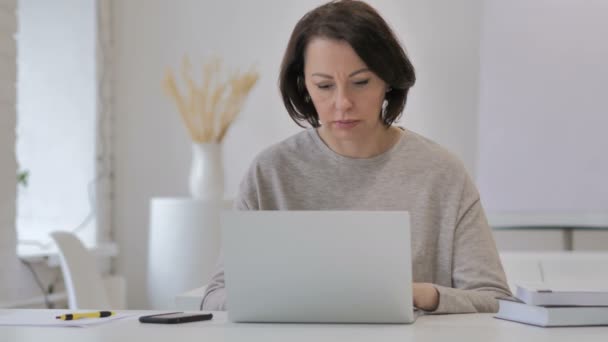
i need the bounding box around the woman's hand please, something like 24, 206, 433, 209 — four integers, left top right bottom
413, 283, 439, 311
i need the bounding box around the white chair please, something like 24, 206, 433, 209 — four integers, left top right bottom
499, 251, 608, 293
540, 252, 608, 286
499, 252, 544, 293
175, 285, 208, 310
51, 231, 125, 310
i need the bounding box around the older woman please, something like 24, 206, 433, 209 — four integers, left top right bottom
202, 0, 511, 314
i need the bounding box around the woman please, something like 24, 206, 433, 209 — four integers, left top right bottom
202, 0, 511, 313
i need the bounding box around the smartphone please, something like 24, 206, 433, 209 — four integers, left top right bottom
139, 312, 213, 324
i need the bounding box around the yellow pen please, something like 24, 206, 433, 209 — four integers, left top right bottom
56, 311, 115, 320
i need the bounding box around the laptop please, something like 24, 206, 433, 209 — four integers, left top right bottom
221, 211, 415, 324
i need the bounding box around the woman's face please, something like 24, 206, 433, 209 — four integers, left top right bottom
304, 38, 389, 140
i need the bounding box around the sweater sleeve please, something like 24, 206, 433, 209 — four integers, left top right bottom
200, 253, 227, 311
431, 174, 512, 314
201, 164, 258, 311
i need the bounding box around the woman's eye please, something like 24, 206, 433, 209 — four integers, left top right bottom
354, 79, 370, 86
317, 84, 333, 90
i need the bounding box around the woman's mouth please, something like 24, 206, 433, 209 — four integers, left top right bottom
333, 120, 361, 129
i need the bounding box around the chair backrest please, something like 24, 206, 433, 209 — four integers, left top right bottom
499, 251, 608, 292
499, 252, 544, 293
50, 231, 110, 309
540, 252, 608, 285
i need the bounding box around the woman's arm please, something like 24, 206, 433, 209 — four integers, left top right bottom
413, 283, 439, 311
201, 165, 259, 311
425, 174, 512, 314
201, 256, 227, 310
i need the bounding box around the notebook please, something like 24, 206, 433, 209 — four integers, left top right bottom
495, 298, 608, 327
516, 282, 608, 306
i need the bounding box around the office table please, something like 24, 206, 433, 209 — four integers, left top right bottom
1, 309, 607, 341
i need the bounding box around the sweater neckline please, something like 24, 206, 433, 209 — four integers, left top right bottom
308, 126, 408, 166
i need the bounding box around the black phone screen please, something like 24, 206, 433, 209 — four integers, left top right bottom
139, 312, 213, 324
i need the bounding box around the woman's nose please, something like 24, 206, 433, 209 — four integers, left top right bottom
334, 86, 353, 112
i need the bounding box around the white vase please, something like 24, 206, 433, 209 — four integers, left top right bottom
189, 143, 224, 200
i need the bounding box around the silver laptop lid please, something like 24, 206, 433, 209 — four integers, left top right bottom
222, 211, 414, 324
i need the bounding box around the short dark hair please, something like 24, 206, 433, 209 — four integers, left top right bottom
279, 0, 416, 128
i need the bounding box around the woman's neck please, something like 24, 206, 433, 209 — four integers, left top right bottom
317, 125, 402, 159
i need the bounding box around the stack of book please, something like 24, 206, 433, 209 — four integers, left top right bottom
495, 283, 608, 327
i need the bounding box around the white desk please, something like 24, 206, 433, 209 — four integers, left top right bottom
1, 309, 607, 341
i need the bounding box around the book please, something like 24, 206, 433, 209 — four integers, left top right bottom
495, 299, 608, 327
516, 283, 608, 306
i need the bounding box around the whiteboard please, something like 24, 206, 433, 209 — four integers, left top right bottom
476, 0, 608, 227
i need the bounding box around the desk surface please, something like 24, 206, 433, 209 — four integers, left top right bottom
1, 310, 607, 342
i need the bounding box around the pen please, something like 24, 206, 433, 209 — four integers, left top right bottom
56, 311, 115, 320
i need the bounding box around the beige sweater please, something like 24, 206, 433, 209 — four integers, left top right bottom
202, 128, 511, 313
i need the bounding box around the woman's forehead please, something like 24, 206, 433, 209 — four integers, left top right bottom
304, 38, 368, 74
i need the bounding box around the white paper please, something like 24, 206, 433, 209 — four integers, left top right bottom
0, 310, 134, 328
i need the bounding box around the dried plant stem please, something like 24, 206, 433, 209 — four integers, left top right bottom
162, 71, 196, 141
162, 55, 259, 143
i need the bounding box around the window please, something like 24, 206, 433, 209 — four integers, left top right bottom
16, 0, 111, 252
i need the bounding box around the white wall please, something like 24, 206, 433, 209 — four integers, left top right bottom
476, 0, 608, 253
387, 0, 483, 175
477, 0, 608, 223
112, 0, 483, 308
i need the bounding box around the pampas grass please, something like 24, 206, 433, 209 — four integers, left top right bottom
162, 56, 259, 143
